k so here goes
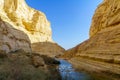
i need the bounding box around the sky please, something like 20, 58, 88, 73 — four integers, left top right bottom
26, 0, 103, 50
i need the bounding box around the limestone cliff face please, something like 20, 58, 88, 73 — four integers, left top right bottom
82, 0, 120, 62
0, 0, 52, 43
90, 0, 120, 37
63, 0, 120, 75
64, 0, 120, 63
0, 18, 31, 53
0, 0, 65, 55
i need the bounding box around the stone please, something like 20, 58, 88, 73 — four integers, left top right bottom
32, 55, 45, 67
32, 42, 65, 57
0, 0, 52, 43
0, 18, 31, 53
64, 0, 120, 63
63, 0, 120, 75
0, 0, 64, 55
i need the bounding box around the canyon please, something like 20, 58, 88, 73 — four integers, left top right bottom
0, 0, 64, 80
0, 0, 120, 80
63, 0, 120, 79
0, 0, 65, 57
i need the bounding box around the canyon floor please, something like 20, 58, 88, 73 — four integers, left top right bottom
68, 57, 120, 80
0, 50, 61, 80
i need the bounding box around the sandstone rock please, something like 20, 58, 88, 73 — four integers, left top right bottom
65, 0, 120, 63
64, 0, 120, 75
32, 42, 65, 57
0, 18, 31, 53
0, 0, 64, 55
32, 55, 45, 67
90, 0, 120, 37
0, 0, 52, 44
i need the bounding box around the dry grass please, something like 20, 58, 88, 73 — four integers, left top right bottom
0, 51, 61, 80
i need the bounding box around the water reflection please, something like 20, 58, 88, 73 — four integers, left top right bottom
58, 60, 92, 80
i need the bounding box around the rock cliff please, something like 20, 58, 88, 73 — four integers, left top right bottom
0, 0, 52, 43
0, 18, 31, 53
0, 0, 65, 55
63, 0, 120, 76
0, 0, 63, 80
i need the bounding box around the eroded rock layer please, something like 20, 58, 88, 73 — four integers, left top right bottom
90, 0, 120, 37
32, 42, 65, 57
0, 0, 52, 43
63, 0, 120, 76
0, 0, 59, 53
0, 18, 31, 53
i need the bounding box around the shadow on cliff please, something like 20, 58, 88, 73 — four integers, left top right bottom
0, 19, 62, 80
0, 18, 31, 53
32, 42, 65, 58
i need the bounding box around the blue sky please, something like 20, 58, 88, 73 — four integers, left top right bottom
26, 0, 102, 49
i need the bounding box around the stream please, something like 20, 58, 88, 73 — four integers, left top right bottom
58, 60, 92, 80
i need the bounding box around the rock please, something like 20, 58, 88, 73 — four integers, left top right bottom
0, 18, 31, 53
65, 0, 120, 63
0, 0, 64, 54
64, 0, 120, 75
0, 0, 52, 43
0, 0, 63, 79
32, 55, 45, 67
90, 0, 120, 37
0, 51, 61, 80
78, 0, 120, 63
32, 42, 65, 57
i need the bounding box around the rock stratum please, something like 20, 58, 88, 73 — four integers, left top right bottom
63, 0, 120, 78
0, 0, 63, 79
0, 0, 65, 56
32, 42, 65, 57
0, 0, 52, 43
0, 18, 31, 53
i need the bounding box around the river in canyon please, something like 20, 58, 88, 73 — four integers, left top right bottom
58, 60, 92, 80
57, 59, 119, 80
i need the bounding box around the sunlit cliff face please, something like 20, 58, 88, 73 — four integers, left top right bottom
0, 0, 53, 43
64, 0, 120, 64
90, 0, 120, 37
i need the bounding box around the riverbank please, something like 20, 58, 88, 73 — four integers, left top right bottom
69, 57, 120, 80
58, 59, 92, 80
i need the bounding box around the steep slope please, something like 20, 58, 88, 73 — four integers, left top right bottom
0, 18, 31, 53
0, 0, 65, 56
0, 1, 63, 79
0, 0, 52, 43
32, 42, 65, 57
63, 0, 120, 76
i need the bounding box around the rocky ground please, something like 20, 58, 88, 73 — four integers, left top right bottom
0, 50, 61, 80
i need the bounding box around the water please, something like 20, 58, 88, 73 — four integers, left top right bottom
58, 60, 92, 80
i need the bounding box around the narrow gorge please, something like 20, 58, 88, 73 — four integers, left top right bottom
0, 0, 120, 80
0, 0, 64, 80
0, 0, 65, 57
63, 0, 120, 79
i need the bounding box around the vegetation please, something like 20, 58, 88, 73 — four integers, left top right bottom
0, 51, 61, 80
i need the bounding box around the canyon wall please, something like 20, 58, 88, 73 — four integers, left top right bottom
0, 0, 65, 56
0, 0, 52, 43
0, 1, 63, 79
63, 0, 120, 76
0, 18, 31, 53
